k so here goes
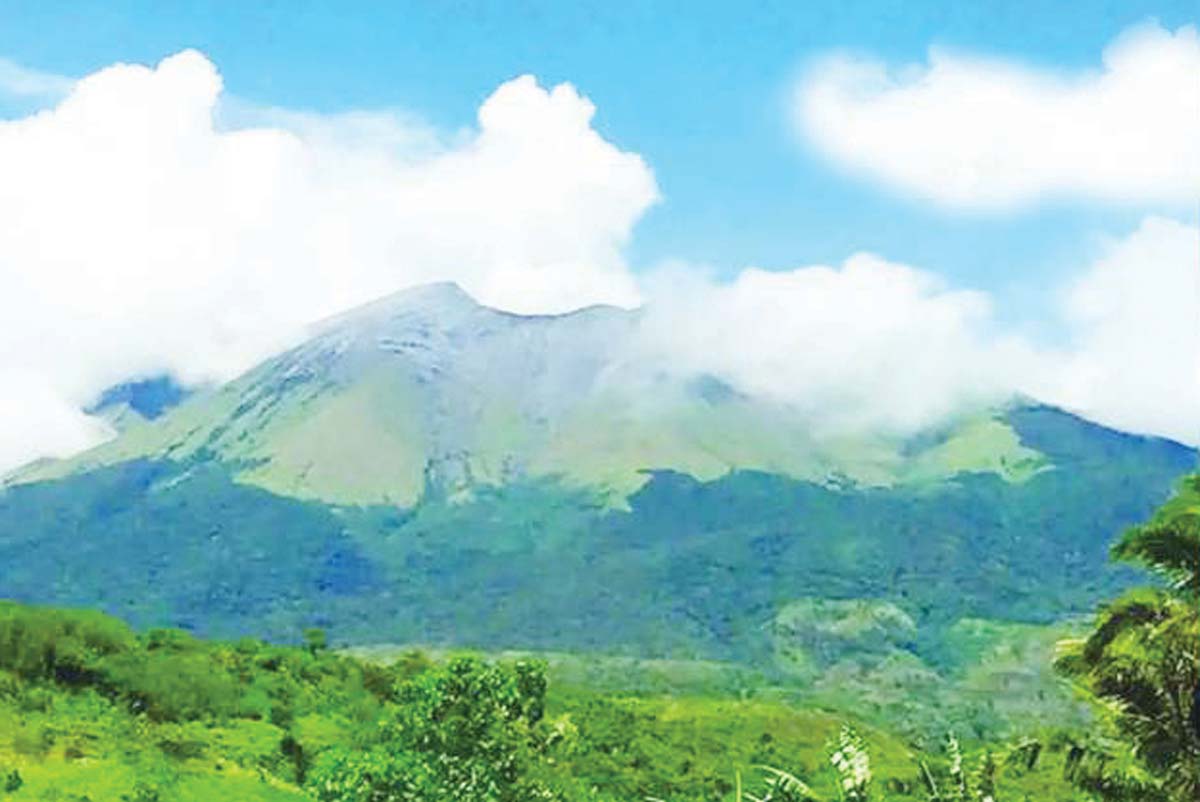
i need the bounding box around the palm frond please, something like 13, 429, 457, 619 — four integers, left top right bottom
1113, 520, 1200, 596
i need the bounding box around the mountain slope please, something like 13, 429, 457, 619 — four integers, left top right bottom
0, 282, 1195, 677
11, 282, 1046, 506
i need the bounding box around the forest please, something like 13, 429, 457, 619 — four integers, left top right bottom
0, 474, 1195, 801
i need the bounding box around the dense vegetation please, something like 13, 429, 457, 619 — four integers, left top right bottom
0, 407, 1190, 670
1052, 474, 1199, 801
0, 415, 1193, 799
0, 477, 1195, 799
0, 601, 1092, 801
725, 472, 1200, 802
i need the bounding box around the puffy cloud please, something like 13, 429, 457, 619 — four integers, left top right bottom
0, 48, 1193, 476
638, 216, 1199, 446
794, 23, 1200, 209
637, 254, 1039, 436
1044, 216, 1199, 444
0, 51, 657, 472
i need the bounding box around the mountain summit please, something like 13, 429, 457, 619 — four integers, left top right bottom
1, 282, 1195, 663
18, 282, 1056, 506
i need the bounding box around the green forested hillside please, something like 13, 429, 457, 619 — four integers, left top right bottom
0, 473, 1194, 801
3, 284, 1192, 686
0, 286, 1195, 800
0, 405, 1190, 668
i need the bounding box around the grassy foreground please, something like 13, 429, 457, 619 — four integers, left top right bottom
0, 602, 1090, 801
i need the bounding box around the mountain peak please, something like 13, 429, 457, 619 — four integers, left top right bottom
357, 280, 480, 317
313, 280, 483, 335
390, 280, 476, 308
313, 281, 640, 340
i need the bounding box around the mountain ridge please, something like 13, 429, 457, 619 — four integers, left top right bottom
8, 282, 1092, 507
1, 280, 1194, 672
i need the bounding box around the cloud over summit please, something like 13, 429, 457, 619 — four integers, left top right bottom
637, 254, 1026, 435
0, 50, 657, 470
0, 41, 1195, 475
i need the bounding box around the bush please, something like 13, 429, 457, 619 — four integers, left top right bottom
0, 603, 135, 686
310, 656, 554, 802
3, 769, 22, 793
103, 650, 242, 722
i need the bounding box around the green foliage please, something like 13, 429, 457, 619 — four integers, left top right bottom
2, 770, 22, 793
1111, 473, 1200, 596
0, 602, 389, 799
720, 727, 1067, 802
0, 601, 1089, 802
311, 656, 553, 802
914, 734, 1000, 802
0, 405, 1184, 801
0, 405, 1190, 681
829, 727, 873, 802
0, 460, 382, 644
303, 629, 328, 656
1055, 474, 1200, 801
0, 602, 135, 686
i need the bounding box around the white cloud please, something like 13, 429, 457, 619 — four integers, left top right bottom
0, 57, 73, 100
0, 49, 1194, 475
637, 216, 1199, 446
795, 22, 1200, 209
637, 254, 1039, 436
0, 377, 113, 471
1042, 216, 1199, 444
0, 50, 658, 472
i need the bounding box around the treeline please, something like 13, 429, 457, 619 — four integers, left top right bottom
0, 604, 395, 726
749, 473, 1200, 802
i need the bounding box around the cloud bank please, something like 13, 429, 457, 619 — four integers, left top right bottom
795, 23, 1200, 209
638, 214, 1198, 445
0, 45, 1195, 474
1050, 216, 1199, 445
637, 255, 1035, 435
0, 51, 657, 470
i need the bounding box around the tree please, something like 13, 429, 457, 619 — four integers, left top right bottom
303, 627, 328, 656
1055, 474, 1200, 801
309, 655, 556, 802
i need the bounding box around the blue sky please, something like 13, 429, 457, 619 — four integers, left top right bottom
0, 2, 1195, 469
1, 0, 1194, 325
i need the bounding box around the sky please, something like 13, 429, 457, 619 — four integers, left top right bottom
0, 1, 1196, 470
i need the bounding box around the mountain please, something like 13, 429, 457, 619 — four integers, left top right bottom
1, 282, 1195, 674
13, 282, 1047, 504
